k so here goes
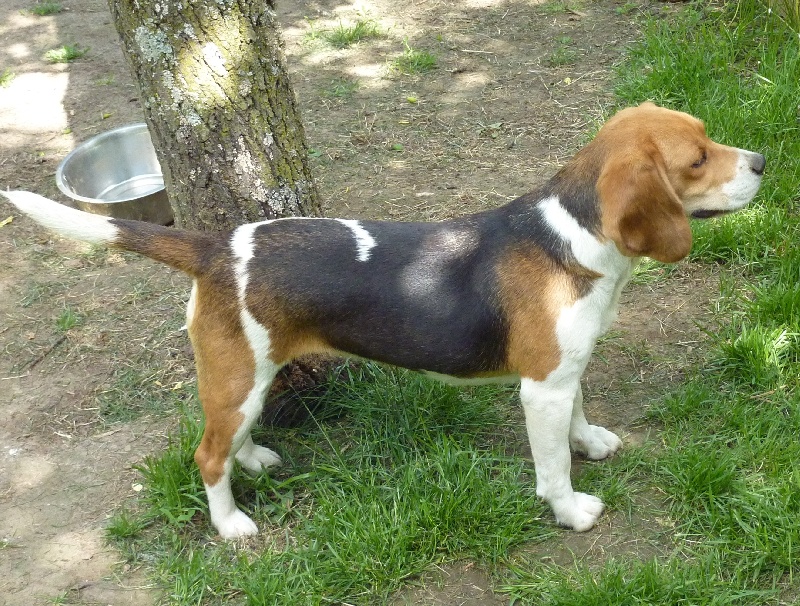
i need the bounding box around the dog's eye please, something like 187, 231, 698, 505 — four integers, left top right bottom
692, 151, 707, 169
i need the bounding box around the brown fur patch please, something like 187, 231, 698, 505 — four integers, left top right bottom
266, 325, 337, 365
497, 246, 597, 380
590, 103, 748, 263
111, 219, 224, 276
242, 284, 337, 365
675, 141, 738, 200
189, 278, 254, 487
590, 106, 692, 262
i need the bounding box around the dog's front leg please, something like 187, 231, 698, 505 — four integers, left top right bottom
520, 378, 604, 531
568, 386, 623, 460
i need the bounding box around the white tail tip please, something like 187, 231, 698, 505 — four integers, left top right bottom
2, 190, 118, 245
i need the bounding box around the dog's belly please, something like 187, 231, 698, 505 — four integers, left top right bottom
421, 370, 519, 385
321, 314, 508, 378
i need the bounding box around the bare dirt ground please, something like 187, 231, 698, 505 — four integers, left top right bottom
0, 0, 715, 604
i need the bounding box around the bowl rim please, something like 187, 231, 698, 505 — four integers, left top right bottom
55, 122, 166, 205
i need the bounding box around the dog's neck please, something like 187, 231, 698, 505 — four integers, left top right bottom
501, 161, 634, 280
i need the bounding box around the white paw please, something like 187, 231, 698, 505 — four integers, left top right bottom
236, 445, 282, 475
570, 425, 623, 460
214, 509, 259, 539
552, 492, 605, 532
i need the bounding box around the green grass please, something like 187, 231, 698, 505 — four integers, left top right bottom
96, 364, 193, 423
324, 19, 382, 49
44, 44, 88, 63
547, 35, 578, 66
538, 1, 584, 15
391, 40, 437, 75
304, 18, 383, 49
107, 2, 800, 603
761, 0, 800, 31
55, 306, 81, 331
29, 1, 63, 16
503, 556, 775, 605
546, 46, 577, 67
109, 366, 562, 604
46, 592, 70, 605
615, 2, 639, 16
106, 508, 151, 540
0, 68, 14, 87
321, 77, 359, 98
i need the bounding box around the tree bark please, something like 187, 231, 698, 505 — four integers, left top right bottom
106, 0, 320, 230
107, 0, 335, 424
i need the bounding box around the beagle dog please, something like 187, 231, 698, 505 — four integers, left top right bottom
2, 103, 765, 539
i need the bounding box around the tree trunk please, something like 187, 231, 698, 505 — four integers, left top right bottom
106, 0, 320, 230
107, 0, 336, 425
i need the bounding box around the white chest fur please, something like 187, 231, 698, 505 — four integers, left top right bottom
540, 196, 637, 385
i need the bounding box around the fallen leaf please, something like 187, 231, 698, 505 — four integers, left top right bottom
0, 216, 12, 227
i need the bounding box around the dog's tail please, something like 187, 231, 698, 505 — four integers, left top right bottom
2, 191, 220, 277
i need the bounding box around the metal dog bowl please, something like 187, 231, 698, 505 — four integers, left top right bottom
56, 123, 173, 224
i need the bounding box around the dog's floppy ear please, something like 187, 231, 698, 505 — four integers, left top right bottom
597, 144, 692, 263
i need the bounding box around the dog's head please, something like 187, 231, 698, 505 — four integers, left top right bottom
593, 102, 765, 263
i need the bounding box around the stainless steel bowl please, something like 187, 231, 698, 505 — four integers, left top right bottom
56, 123, 173, 225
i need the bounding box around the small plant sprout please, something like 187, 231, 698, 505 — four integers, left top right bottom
302, 17, 323, 44
30, 1, 63, 16
325, 19, 382, 49
547, 36, 577, 66
392, 39, 437, 75
0, 68, 14, 87
56, 306, 80, 331
45, 44, 89, 64
322, 77, 359, 98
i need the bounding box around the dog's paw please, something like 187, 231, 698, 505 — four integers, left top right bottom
215, 509, 259, 539
552, 492, 605, 532
236, 444, 282, 475
570, 425, 623, 460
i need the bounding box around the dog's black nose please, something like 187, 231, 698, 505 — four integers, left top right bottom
750, 153, 766, 175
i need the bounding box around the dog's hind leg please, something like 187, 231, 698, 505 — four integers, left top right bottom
190, 298, 282, 539
231, 311, 284, 476
235, 435, 282, 474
